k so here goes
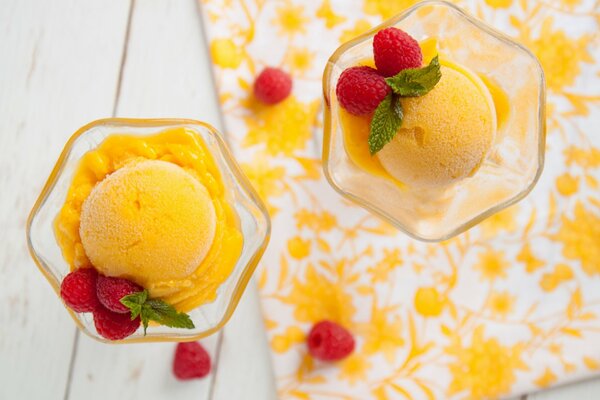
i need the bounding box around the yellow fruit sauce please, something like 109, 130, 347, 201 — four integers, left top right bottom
54, 127, 243, 312
340, 39, 510, 187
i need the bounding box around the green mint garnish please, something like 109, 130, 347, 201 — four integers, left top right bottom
368, 93, 403, 155
368, 55, 442, 155
121, 290, 195, 335
385, 56, 442, 97
120, 290, 147, 319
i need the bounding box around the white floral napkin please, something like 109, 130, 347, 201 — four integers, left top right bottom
199, 0, 600, 398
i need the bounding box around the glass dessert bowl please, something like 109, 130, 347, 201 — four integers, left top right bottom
27, 118, 270, 343
323, 0, 546, 241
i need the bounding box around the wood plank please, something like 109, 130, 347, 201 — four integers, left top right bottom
211, 280, 278, 400
68, 335, 221, 400
67, 1, 226, 398
109, 0, 221, 121
0, 1, 130, 399
527, 380, 600, 400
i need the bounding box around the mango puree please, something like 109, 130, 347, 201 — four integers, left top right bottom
54, 127, 243, 312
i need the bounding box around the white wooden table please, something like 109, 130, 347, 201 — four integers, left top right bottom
1, 1, 599, 399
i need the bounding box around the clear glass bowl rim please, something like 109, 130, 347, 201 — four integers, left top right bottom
26, 117, 271, 343
321, 0, 547, 242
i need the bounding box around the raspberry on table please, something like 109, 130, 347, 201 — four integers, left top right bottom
173, 342, 211, 380
96, 275, 143, 314
307, 320, 355, 361
336, 66, 391, 115
93, 305, 140, 340
373, 27, 423, 77
60, 268, 100, 313
253, 67, 292, 105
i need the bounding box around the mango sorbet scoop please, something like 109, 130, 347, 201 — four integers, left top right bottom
376, 65, 496, 187
79, 159, 217, 284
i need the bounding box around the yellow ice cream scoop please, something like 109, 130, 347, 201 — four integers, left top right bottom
79, 159, 217, 285
376, 64, 496, 187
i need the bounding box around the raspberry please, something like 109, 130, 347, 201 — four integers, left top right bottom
60, 268, 100, 313
93, 305, 140, 340
307, 320, 355, 361
253, 67, 292, 104
373, 27, 422, 77
173, 342, 211, 380
336, 66, 391, 115
96, 275, 143, 313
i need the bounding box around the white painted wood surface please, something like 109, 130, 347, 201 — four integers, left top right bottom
0, 1, 130, 399
0, 1, 597, 399
529, 379, 600, 400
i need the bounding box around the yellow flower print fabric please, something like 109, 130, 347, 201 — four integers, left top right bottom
199, 0, 600, 398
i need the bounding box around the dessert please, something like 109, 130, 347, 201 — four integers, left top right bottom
54, 127, 243, 339
28, 119, 270, 342
337, 29, 498, 188
323, 3, 545, 241
79, 159, 217, 285
345, 59, 497, 188
376, 64, 495, 187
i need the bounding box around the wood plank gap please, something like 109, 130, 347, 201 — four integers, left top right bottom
112, 0, 136, 117
62, 330, 79, 400
194, 0, 228, 137
207, 331, 224, 400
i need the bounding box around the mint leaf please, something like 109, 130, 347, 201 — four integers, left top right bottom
144, 299, 195, 330
120, 289, 194, 335
368, 93, 403, 155
385, 56, 442, 97
140, 306, 151, 335
121, 290, 148, 320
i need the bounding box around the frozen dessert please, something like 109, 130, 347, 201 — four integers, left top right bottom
328, 27, 509, 236
79, 159, 217, 284
28, 119, 270, 342
376, 64, 496, 187
55, 128, 243, 313
336, 30, 499, 189
323, 3, 545, 241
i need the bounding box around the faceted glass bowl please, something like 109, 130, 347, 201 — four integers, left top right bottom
27, 118, 271, 343
322, 0, 546, 241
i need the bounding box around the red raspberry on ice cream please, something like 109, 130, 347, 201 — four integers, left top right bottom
60, 268, 100, 313
96, 275, 143, 314
336, 66, 391, 115
93, 305, 140, 340
373, 27, 422, 77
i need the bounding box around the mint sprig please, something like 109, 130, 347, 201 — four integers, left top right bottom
121, 290, 195, 335
120, 290, 147, 319
368, 55, 442, 155
385, 56, 442, 97
369, 93, 403, 155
